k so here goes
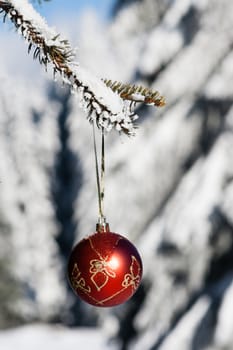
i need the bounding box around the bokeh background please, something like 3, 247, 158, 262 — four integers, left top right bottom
0, 0, 233, 349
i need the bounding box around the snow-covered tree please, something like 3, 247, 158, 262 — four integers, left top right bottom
74, 1, 233, 349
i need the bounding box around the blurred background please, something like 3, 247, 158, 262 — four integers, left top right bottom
0, 0, 233, 349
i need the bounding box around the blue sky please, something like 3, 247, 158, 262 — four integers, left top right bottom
0, 0, 116, 79
34, 0, 115, 21
0, 0, 116, 36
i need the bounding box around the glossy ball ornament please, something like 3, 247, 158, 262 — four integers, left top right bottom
67, 227, 143, 307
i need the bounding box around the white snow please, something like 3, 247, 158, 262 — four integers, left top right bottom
158, 297, 211, 350
214, 280, 233, 347
0, 324, 116, 350
0, 66, 65, 320
204, 50, 233, 99
10, 0, 70, 49
139, 28, 183, 75
163, 0, 208, 28
71, 65, 124, 114
131, 297, 210, 350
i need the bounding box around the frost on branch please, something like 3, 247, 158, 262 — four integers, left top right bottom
0, 0, 165, 135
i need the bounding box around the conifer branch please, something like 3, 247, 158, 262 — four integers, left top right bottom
103, 80, 166, 107
0, 0, 165, 135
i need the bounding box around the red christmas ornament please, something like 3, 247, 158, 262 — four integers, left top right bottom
67, 224, 143, 307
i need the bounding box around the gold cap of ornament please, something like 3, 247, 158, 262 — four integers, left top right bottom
96, 217, 110, 233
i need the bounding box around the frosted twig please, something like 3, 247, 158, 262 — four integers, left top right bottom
0, 0, 165, 135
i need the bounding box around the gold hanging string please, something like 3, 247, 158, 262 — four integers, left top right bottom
92, 124, 106, 225
100, 127, 105, 220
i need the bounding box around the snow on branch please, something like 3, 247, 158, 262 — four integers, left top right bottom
0, 0, 165, 135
